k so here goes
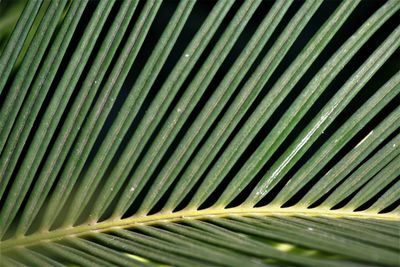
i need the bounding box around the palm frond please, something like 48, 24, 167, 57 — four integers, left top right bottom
0, 0, 399, 266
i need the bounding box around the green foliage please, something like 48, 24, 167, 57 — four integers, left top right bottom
0, 0, 399, 266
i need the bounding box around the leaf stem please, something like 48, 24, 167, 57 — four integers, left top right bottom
1, 207, 398, 252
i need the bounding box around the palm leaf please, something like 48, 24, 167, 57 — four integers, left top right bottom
0, 0, 399, 266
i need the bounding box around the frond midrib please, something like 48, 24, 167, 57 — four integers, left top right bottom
1, 206, 398, 252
